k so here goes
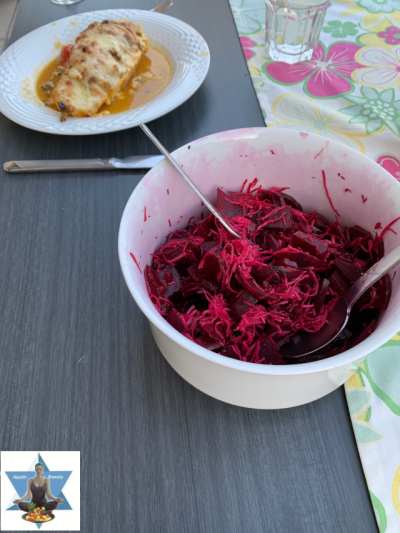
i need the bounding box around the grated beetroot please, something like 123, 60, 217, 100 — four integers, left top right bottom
145, 183, 392, 364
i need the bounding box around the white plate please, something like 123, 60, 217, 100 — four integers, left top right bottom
0, 9, 210, 135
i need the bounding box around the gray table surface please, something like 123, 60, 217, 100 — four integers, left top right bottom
0, 1, 377, 532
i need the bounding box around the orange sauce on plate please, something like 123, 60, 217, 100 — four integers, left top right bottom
36, 44, 173, 116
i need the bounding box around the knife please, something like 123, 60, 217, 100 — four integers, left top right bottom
3, 155, 164, 174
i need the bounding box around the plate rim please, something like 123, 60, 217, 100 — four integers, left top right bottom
0, 8, 210, 136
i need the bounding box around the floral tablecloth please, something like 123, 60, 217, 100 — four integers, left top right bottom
229, 0, 400, 530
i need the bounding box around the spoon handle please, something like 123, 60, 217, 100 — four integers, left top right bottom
151, 0, 174, 12
139, 124, 241, 239
346, 245, 400, 307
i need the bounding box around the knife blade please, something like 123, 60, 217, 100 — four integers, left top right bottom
3, 155, 164, 173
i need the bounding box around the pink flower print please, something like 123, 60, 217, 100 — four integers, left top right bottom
266, 42, 362, 97
378, 26, 400, 45
240, 36, 257, 60
377, 155, 400, 181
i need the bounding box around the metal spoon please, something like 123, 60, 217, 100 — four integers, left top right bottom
284, 245, 400, 359
151, 0, 174, 12
139, 123, 241, 239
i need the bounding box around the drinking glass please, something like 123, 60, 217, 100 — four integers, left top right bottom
51, 0, 83, 5
265, 0, 330, 64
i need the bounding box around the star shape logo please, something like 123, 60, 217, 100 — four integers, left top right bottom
6, 453, 72, 527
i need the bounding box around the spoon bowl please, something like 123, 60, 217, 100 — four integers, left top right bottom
283, 299, 350, 359
284, 245, 400, 359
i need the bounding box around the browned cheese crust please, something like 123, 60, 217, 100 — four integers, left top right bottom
50, 20, 148, 118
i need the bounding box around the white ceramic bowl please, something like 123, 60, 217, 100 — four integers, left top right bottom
118, 127, 400, 409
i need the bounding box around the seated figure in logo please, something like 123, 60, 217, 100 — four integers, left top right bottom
13, 463, 63, 512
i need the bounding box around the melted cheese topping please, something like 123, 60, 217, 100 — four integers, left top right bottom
43, 20, 157, 118
37, 44, 173, 117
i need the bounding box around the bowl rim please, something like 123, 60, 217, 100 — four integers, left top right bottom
118, 126, 400, 376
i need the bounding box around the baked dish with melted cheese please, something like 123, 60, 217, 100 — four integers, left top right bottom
37, 19, 173, 120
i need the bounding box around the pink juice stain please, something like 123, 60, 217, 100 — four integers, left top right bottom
129, 252, 142, 273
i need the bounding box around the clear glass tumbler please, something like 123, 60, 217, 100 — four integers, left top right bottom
51, 0, 83, 5
265, 0, 330, 64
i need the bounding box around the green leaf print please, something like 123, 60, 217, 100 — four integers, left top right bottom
370, 491, 387, 532
230, 0, 264, 35
382, 332, 400, 347
363, 345, 400, 415
355, 364, 366, 386
341, 88, 400, 136
353, 421, 381, 442
357, 0, 398, 14
346, 387, 381, 441
347, 389, 370, 415
323, 20, 358, 38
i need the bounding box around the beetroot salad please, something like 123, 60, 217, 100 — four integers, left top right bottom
144, 180, 391, 364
